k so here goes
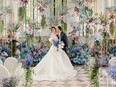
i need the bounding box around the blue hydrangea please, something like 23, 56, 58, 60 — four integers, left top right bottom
0, 56, 5, 62
107, 68, 116, 80
20, 48, 29, 59
33, 56, 42, 62
25, 54, 33, 67
73, 57, 79, 64
22, 40, 26, 48
3, 45, 11, 55
109, 44, 116, 56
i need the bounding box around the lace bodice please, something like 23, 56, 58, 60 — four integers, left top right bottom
49, 33, 58, 44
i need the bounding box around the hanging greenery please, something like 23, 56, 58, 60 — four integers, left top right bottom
7, 23, 20, 33
85, 28, 93, 38
79, 6, 93, 18
61, 20, 67, 32
36, 0, 50, 4
106, 6, 116, 12
41, 15, 46, 29
18, 6, 26, 21
102, 32, 109, 55
0, 20, 4, 34
72, 0, 85, 5
24, 67, 33, 87
26, 34, 34, 47
109, 22, 115, 39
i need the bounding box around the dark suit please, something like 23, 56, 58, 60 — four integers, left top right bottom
58, 31, 68, 53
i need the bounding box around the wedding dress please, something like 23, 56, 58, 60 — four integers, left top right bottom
33, 33, 77, 81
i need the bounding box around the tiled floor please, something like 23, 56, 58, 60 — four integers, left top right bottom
32, 66, 100, 87
18, 66, 116, 87
19, 65, 110, 87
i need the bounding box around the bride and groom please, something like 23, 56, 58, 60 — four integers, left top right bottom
33, 26, 77, 81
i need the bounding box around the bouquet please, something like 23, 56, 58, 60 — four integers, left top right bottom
53, 40, 59, 47
53, 40, 59, 51
53, 40, 64, 51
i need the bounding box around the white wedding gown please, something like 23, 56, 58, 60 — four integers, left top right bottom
33, 33, 77, 81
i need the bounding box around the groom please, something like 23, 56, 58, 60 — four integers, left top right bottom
56, 26, 68, 53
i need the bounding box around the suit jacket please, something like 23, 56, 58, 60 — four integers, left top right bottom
60, 31, 68, 48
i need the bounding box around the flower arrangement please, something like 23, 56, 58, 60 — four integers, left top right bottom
0, 44, 11, 57
15, 37, 49, 65
20, 53, 33, 87
67, 37, 91, 65
109, 44, 116, 56
24, 54, 33, 87
19, 0, 29, 6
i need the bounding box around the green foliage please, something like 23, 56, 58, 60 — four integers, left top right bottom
72, 0, 86, 5
80, 6, 93, 18
7, 23, 20, 33
106, 6, 116, 12
86, 28, 93, 38
41, 15, 46, 29
109, 22, 115, 39
102, 32, 109, 54
61, 20, 67, 32
0, 20, 4, 34
36, 0, 50, 4
15, 23, 20, 31
99, 13, 106, 24
24, 68, 33, 87
18, 6, 26, 21
90, 65, 99, 87
94, 40, 100, 50
26, 35, 34, 47
21, 48, 29, 59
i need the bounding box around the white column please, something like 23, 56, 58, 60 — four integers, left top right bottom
114, 0, 116, 6
6, 0, 10, 26
12, 0, 19, 22
107, 0, 112, 7
97, 0, 102, 14
102, 0, 107, 14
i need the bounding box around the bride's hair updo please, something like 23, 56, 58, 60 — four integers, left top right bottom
51, 26, 56, 31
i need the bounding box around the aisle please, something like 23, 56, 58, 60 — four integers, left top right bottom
32, 66, 90, 87
32, 65, 108, 87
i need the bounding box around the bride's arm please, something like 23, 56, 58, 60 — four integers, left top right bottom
49, 34, 54, 44
49, 38, 53, 44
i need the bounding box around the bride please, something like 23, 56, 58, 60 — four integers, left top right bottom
33, 26, 77, 81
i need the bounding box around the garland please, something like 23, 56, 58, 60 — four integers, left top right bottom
109, 22, 115, 39
23, 54, 33, 87
0, 20, 4, 34
24, 67, 33, 87
18, 6, 26, 21
90, 64, 99, 87
41, 15, 46, 29
61, 20, 67, 32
